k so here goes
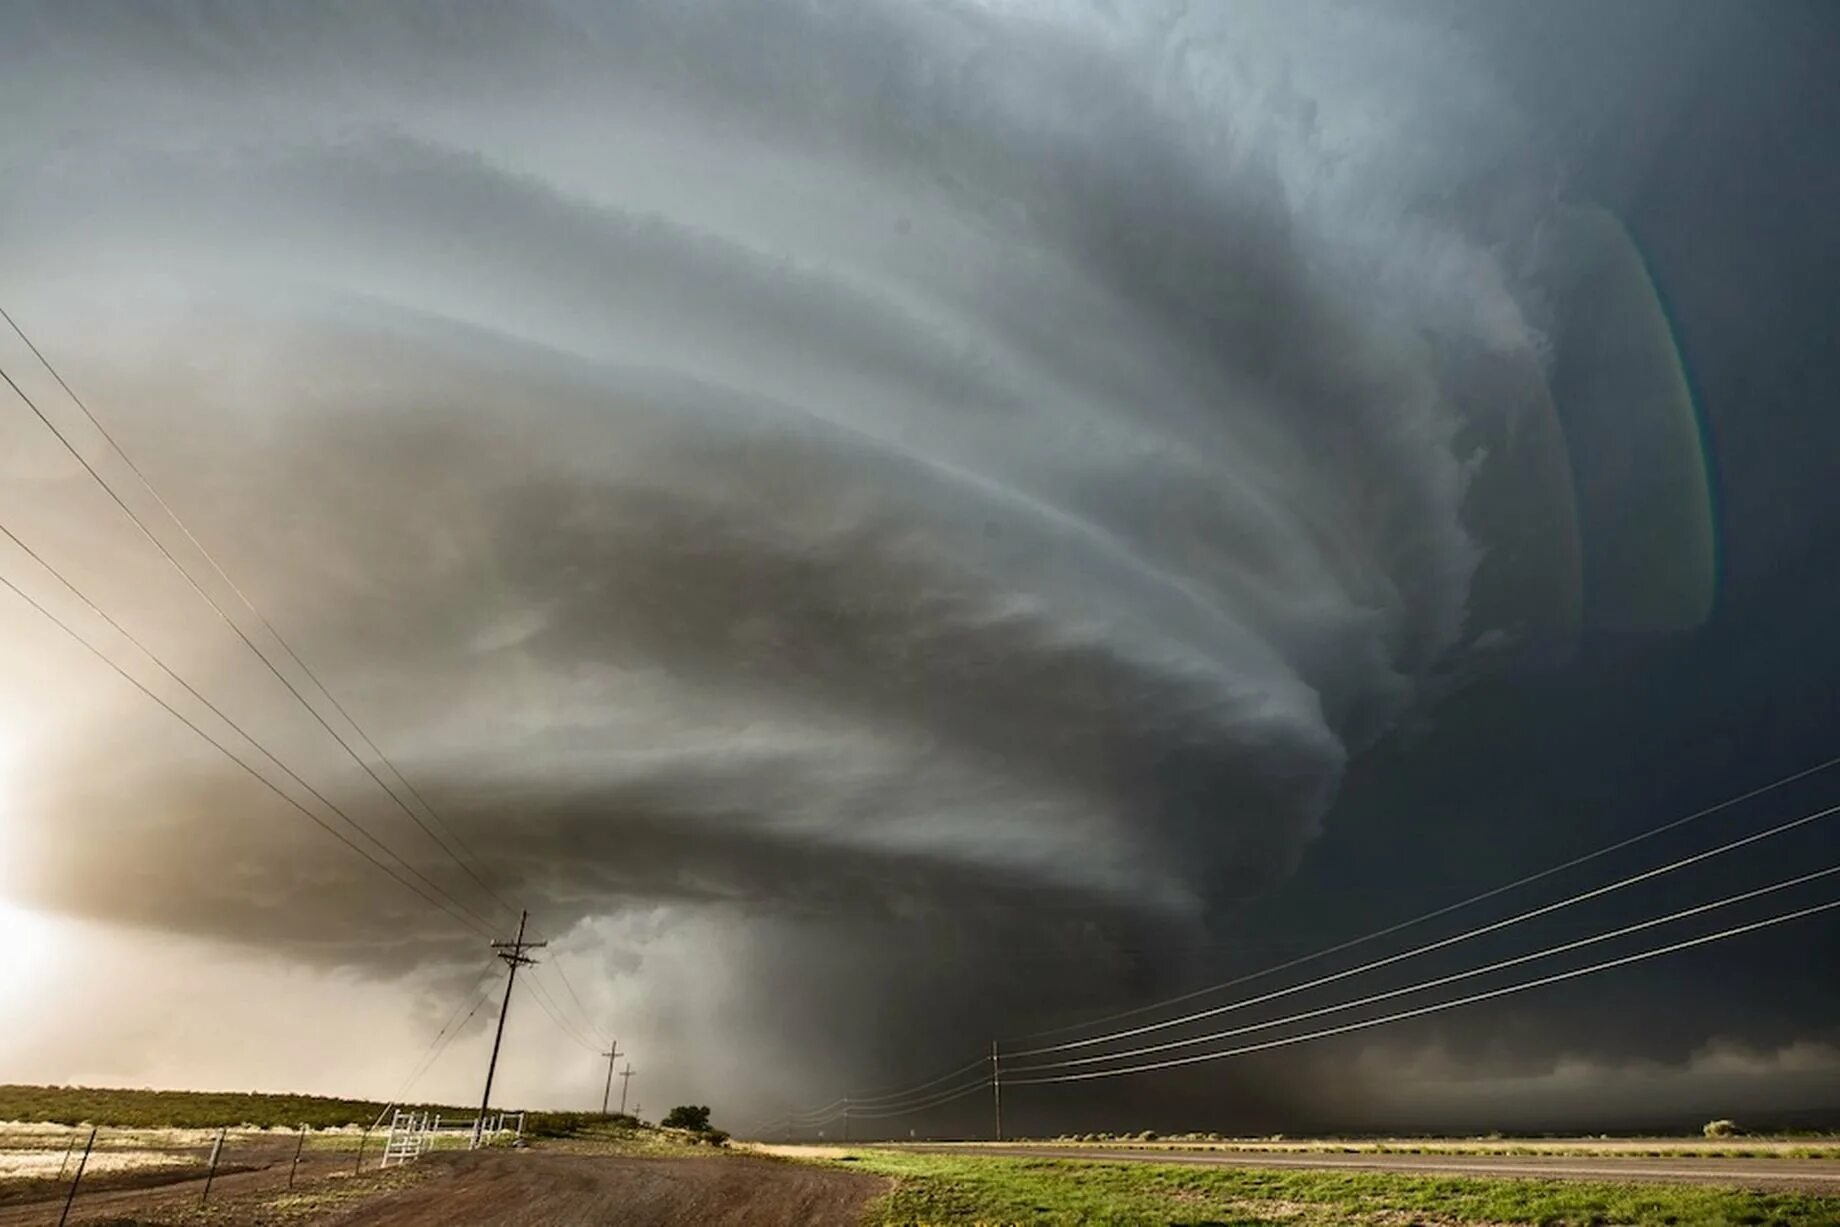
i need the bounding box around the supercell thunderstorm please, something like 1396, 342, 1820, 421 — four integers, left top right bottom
0, 2, 1687, 1116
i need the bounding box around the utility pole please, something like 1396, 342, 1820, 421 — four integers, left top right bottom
475, 910, 546, 1149
57, 1127, 96, 1227
200, 1127, 227, 1205
991, 1040, 1003, 1142
618, 1063, 635, 1115
601, 1038, 622, 1115
842, 1097, 851, 1144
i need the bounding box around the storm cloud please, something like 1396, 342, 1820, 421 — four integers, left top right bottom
1, 1, 1829, 1130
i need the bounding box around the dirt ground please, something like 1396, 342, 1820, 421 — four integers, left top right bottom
0, 1138, 359, 1226
309, 1151, 886, 1227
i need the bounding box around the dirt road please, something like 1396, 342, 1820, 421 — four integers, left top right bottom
0, 1143, 358, 1226
312, 1150, 885, 1226
896, 1143, 1840, 1193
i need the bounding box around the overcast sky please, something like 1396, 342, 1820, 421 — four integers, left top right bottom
0, 1, 1835, 1135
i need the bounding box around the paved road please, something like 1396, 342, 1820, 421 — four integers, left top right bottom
314, 1151, 885, 1226
894, 1143, 1840, 1193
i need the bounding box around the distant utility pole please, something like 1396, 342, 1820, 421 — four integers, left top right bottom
474, 910, 547, 1149
991, 1040, 1003, 1141
618, 1063, 635, 1115
601, 1038, 622, 1115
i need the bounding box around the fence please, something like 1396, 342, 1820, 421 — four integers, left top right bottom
4, 1111, 525, 1222
378, 1109, 525, 1166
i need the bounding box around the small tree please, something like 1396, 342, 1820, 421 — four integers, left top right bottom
1703, 1118, 1738, 1138
663, 1105, 713, 1132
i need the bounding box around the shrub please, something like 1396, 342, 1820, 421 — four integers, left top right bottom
663, 1105, 713, 1132
1704, 1119, 1739, 1138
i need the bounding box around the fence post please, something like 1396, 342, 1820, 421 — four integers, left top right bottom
57, 1126, 97, 1227
290, 1122, 308, 1188
200, 1126, 227, 1204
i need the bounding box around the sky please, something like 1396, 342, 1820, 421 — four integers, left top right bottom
0, 1, 1835, 1136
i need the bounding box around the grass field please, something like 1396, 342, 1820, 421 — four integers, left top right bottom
842, 1150, 1840, 1226
0, 1084, 613, 1137
0, 1085, 450, 1131
968, 1134, 1840, 1161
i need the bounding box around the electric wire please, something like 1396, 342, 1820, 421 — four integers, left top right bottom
847, 1078, 994, 1119
0, 519, 503, 935
4, 339, 615, 1027
0, 558, 495, 940
1009, 798, 1840, 1057
532, 963, 610, 1052
1007, 860, 1840, 1073
1008, 752, 1840, 1043
519, 975, 605, 1055
792, 1077, 994, 1127
388, 967, 501, 1105
0, 335, 516, 926
778, 1054, 993, 1126
1007, 894, 1840, 1083
0, 304, 512, 916
528, 933, 613, 1047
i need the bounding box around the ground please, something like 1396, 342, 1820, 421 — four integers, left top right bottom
5, 1122, 1840, 1225
838, 1148, 1840, 1226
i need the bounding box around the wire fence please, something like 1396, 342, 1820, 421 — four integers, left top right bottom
0, 1114, 526, 1224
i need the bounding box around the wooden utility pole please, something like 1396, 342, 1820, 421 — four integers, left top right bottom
289, 1123, 308, 1188
991, 1040, 1003, 1141
474, 910, 546, 1149
200, 1127, 227, 1204
56, 1127, 96, 1227
601, 1038, 622, 1115
617, 1063, 635, 1115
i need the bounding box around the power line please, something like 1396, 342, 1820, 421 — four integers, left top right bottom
1007, 860, 1840, 1073
0, 554, 493, 940
783, 1076, 995, 1129
520, 973, 603, 1055
384, 966, 502, 1108
847, 1078, 994, 1119
1007, 894, 1840, 1084
772, 1054, 992, 1130
769, 782, 1840, 1128
0, 332, 515, 926
1008, 799, 1840, 1057
0, 519, 502, 935
529, 934, 613, 1047
2, 319, 630, 1105
1008, 753, 1840, 1043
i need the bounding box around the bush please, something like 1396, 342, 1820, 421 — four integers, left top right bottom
1704, 1119, 1739, 1138
663, 1105, 713, 1132
523, 1111, 639, 1139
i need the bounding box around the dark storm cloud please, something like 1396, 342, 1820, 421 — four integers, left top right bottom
5, 0, 1826, 1128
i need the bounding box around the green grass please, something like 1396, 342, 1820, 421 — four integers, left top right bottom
843, 1150, 1840, 1226
0, 1085, 617, 1131
0, 1084, 471, 1130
